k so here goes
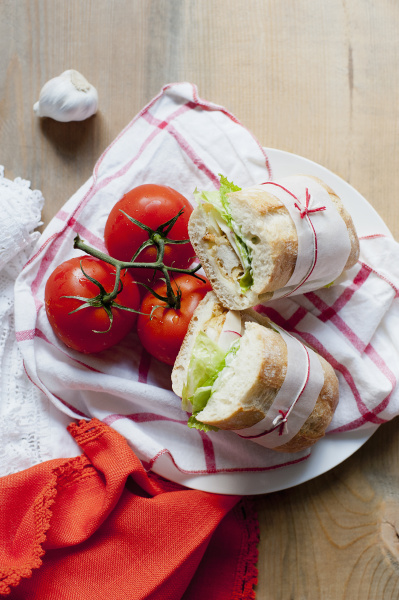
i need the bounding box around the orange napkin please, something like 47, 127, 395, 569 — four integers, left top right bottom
0, 419, 259, 599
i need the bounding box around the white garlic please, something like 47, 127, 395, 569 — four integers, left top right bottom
33, 70, 98, 122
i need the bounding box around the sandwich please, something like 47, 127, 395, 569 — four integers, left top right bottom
189, 174, 360, 310
171, 291, 339, 453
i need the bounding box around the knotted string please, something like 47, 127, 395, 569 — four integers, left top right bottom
236, 337, 311, 441
259, 182, 326, 298
294, 188, 326, 219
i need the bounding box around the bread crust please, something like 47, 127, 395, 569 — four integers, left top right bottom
188, 175, 360, 310
171, 292, 339, 453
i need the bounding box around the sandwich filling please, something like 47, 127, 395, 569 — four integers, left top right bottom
182, 309, 243, 431
194, 175, 254, 292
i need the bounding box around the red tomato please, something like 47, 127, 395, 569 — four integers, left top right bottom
45, 256, 140, 353
103, 184, 195, 285
137, 275, 212, 366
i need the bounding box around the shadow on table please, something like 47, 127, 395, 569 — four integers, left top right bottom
38, 112, 103, 157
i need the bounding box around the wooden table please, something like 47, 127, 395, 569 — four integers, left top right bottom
2, 1, 399, 597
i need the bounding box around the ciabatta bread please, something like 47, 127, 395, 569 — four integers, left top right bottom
189, 175, 359, 310
172, 292, 339, 453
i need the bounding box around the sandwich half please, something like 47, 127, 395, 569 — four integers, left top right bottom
171, 291, 339, 453
189, 174, 360, 310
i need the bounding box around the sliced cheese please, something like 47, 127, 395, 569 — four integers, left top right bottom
218, 310, 242, 352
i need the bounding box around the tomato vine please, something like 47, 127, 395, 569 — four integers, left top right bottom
73, 208, 204, 311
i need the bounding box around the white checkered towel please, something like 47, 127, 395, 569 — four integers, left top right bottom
13, 82, 399, 475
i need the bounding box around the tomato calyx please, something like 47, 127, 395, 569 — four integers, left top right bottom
122, 207, 191, 263
139, 278, 184, 314
73, 208, 204, 312
62, 261, 142, 333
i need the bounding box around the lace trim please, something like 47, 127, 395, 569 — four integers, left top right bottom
0, 167, 50, 478
232, 499, 260, 600
0, 477, 57, 595
0, 454, 91, 595
67, 418, 109, 446
0, 167, 44, 273
54, 454, 95, 489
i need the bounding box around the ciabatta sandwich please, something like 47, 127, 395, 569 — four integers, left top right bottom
172, 292, 339, 453
189, 175, 360, 310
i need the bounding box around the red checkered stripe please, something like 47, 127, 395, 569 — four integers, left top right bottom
255, 248, 398, 433
16, 84, 397, 473
15, 83, 280, 474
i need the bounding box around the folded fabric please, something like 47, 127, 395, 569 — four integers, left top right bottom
13, 82, 399, 479
0, 167, 81, 478
0, 419, 258, 599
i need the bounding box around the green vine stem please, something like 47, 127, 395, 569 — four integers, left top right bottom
73, 234, 203, 310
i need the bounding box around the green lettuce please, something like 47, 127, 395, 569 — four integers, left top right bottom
194, 175, 254, 292
218, 174, 242, 219
187, 414, 219, 433
183, 330, 241, 432
182, 331, 225, 412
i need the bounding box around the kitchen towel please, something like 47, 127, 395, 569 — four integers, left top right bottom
0, 418, 259, 599
13, 82, 399, 476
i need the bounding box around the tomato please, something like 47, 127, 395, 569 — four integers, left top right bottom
45, 256, 140, 353
137, 275, 212, 366
103, 184, 195, 285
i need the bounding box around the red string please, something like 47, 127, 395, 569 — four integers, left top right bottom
277, 410, 288, 436
294, 188, 326, 219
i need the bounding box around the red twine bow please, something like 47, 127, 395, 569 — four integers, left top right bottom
272, 410, 288, 436
294, 188, 326, 219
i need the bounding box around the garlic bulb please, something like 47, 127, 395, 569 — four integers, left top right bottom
33, 70, 98, 122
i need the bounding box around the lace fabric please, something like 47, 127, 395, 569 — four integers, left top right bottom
0, 166, 43, 273
0, 167, 80, 477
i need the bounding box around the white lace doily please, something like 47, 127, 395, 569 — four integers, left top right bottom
0, 166, 80, 476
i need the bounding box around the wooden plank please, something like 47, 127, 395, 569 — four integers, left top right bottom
256, 418, 399, 598
1, 1, 399, 597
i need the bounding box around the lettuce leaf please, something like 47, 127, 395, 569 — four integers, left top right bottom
194, 175, 253, 291
183, 331, 241, 432
181, 331, 226, 411
218, 174, 241, 221
187, 414, 219, 432
238, 268, 254, 292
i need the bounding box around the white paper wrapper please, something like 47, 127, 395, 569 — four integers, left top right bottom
260, 176, 352, 298
234, 325, 325, 448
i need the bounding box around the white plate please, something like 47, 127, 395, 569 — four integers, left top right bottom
152, 148, 391, 495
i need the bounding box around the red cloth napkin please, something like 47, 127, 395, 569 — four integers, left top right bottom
0, 419, 259, 599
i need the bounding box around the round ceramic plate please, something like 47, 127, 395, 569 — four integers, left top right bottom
152, 148, 392, 495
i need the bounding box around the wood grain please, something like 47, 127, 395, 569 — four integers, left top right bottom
2, 1, 399, 598
256, 417, 399, 599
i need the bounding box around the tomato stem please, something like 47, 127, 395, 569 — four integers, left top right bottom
61, 261, 144, 334
102, 263, 122, 304
73, 208, 203, 310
